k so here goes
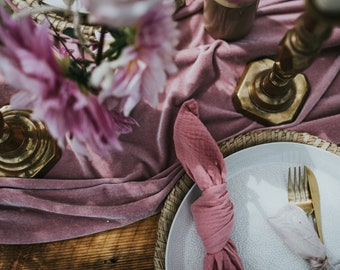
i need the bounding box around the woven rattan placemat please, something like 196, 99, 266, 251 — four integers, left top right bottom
154, 129, 340, 269
10, 0, 99, 40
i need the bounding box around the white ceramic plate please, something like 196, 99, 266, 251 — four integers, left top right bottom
166, 142, 340, 270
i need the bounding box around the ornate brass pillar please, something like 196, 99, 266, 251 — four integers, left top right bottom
0, 106, 61, 178
233, 0, 340, 125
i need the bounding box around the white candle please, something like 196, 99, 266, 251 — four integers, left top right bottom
313, 0, 340, 12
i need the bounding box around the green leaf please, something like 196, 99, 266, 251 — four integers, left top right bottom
62, 28, 78, 39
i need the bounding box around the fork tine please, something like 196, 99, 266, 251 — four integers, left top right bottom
288, 167, 294, 202
299, 167, 306, 201
288, 166, 311, 202
303, 166, 311, 200
293, 167, 300, 201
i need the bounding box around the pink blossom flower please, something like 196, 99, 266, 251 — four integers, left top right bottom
91, 0, 179, 115
0, 8, 135, 155
80, 0, 158, 28
91, 46, 145, 115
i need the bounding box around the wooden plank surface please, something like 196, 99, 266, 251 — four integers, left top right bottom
0, 214, 160, 270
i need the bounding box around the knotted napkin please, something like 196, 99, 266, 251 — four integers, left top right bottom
269, 204, 332, 270
174, 99, 243, 270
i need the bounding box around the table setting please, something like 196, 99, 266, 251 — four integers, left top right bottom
0, 0, 340, 269
159, 99, 340, 269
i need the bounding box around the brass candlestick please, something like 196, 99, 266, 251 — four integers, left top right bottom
232, 0, 340, 125
0, 105, 61, 178
204, 0, 259, 41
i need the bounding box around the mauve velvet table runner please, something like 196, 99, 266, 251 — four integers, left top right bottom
0, 0, 339, 244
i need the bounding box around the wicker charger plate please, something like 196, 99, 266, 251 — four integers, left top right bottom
154, 129, 340, 270
9, 0, 99, 40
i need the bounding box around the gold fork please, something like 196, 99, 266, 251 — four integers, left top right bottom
288, 166, 324, 243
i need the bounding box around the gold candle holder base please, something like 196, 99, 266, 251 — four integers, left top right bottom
0, 105, 61, 178
233, 58, 310, 125
232, 0, 339, 126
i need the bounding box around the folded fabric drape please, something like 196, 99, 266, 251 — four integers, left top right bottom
0, 0, 340, 244
174, 99, 243, 270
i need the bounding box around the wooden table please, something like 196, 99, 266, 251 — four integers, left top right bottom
0, 214, 160, 270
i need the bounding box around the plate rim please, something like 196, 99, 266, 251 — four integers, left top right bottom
154, 129, 340, 270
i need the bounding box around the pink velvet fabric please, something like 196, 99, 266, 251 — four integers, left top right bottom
0, 0, 340, 244
174, 99, 243, 270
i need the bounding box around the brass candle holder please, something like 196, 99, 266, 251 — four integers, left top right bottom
232, 0, 340, 125
0, 105, 61, 178
203, 0, 259, 41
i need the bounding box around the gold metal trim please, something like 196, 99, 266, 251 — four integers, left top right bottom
204, 0, 259, 41
233, 58, 310, 125
232, 0, 337, 125
213, 0, 255, 8
0, 106, 61, 178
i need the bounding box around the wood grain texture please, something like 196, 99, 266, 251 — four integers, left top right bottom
0, 214, 160, 270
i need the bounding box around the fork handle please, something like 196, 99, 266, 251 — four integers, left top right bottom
298, 200, 314, 216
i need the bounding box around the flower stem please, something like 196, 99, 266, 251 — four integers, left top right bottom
45, 15, 80, 66
95, 26, 107, 66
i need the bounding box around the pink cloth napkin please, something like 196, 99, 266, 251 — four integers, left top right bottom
174, 99, 243, 270
0, 0, 340, 244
